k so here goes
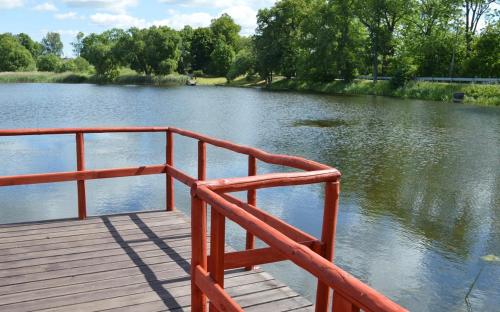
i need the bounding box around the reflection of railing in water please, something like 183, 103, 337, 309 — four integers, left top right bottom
0, 127, 406, 312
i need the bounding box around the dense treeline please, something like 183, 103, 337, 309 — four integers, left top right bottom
0, 0, 498, 85
254, 0, 499, 85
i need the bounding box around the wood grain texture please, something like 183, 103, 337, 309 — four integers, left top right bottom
0, 211, 312, 311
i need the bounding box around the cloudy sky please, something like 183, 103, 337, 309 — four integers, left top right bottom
0, 0, 276, 56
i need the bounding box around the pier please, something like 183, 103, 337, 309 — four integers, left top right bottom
0, 127, 406, 312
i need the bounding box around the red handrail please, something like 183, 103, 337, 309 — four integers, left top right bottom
0, 127, 407, 312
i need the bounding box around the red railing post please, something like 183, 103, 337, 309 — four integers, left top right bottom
332, 291, 360, 312
244, 155, 257, 270
209, 208, 225, 312
191, 193, 207, 312
166, 131, 174, 211
198, 141, 206, 180
315, 181, 340, 312
75, 132, 86, 220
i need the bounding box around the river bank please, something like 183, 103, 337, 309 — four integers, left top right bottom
223, 76, 500, 106
1, 71, 498, 106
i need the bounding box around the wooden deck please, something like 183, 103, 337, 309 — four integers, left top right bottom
0, 210, 313, 312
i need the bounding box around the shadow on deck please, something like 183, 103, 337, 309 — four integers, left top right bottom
0, 210, 313, 312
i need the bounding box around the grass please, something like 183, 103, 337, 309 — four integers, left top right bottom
268, 79, 500, 106
2, 71, 498, 106
0, 71, 90, 83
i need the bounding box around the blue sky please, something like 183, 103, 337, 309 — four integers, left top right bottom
0, 0, 276, 56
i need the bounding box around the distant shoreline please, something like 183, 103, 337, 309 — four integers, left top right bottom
1, 72, 498, 106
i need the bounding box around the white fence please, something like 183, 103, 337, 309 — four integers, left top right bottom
357, 76, 499, 84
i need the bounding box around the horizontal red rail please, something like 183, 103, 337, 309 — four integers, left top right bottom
169, 127, 330, 171
0, 164, 197, 187
195, 185, 406, 312
0, 126, 405, 312
0, 127, 169, 136
199, 169, 341, 193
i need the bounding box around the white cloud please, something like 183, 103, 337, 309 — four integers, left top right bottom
156, 0, 273, 35
55, 12, 81, 20
90, 13, 147, 28
63, 0, 137, 13
0, 0, 23, 9
34, 2, 57, 11
222, 5, 257, 35
153, 12, 213, 30
158, 0, 275, 9
40, 29, 80, 36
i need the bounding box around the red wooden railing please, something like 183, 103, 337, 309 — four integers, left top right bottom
0, 127, 407, 312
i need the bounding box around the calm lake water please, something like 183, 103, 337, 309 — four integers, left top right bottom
0, 83, 498, 311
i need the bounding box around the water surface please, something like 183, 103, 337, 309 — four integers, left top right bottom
0, 83, 498, 311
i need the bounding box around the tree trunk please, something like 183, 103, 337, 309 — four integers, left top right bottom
371, 32, 378, 82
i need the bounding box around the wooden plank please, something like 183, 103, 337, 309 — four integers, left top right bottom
0, 211, 315, 312
0, 221, 190, 250
0, 218, 187, 244
0, 245, 189, 278
0, 268, 263, 307
0, 210, 183, 233
0, 213, 186, 240
0, 234, 192, 263
31, 271, 279, 312
0, 245, 191, 287
0, 226, 191, 256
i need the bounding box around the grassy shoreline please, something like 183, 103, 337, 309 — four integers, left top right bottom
1, 72, 498, 106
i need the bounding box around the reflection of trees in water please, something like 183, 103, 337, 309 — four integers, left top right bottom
290, 102, 500, 260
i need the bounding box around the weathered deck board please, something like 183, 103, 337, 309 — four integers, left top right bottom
0, 210, 313, 311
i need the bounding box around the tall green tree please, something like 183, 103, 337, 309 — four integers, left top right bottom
255, 0, 309, 84
398, 0, 463, 76
0, 33, 35, 71
178, 26, 194, 73
15, 33, 42, 58
71, 32, 85, 57
190, 27, 215, 73
117, 26, 181, 75
209, 39, 235, 76
463, 21, 500, 77
298, 0, 364, 82
210, 13, 241, 49
463, 0, 496, 54
80, 31, 121, 80
41, 32, 63, 56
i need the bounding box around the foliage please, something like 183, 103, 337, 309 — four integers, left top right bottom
80, 31, 121, 80
255, 0, 308, 84
71, 32, 85, 57
41, 32, 64, 56
0, 71, 89, 83
463, 22, 500, 77
0, 34, 35, 71
178, 26, 194, 73
190, 27, 215, 73
36, 54, 62, 72
58, 57, 92, 73
209, 40, 235, 76
116, 26, 180, 76
15, 33, 42, 58
210, 14, 241, 49
227, 49, 255, 81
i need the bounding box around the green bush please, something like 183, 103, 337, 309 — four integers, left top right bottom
390, 59, 416, 89
158, 59, 177, 75
37, 54, 61, 72
192, 69, 204, 77
0, 34, 36, 71
57, 57, 92, 73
